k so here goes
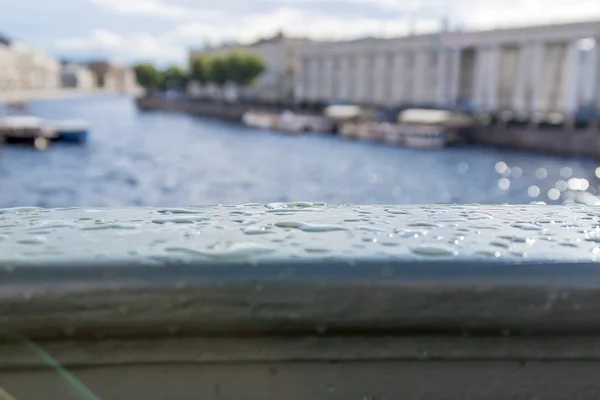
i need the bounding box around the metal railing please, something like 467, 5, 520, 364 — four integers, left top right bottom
1, 203, 600, 399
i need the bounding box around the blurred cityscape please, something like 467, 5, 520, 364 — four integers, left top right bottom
0, 33, 138, 96
0, 9, 600, 208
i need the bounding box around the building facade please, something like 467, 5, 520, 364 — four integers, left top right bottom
189, 33, 313, 102
88, 61, 137, 92
61, 63, 97, 89
295, 20, 600, 117
0, 36, 61, 90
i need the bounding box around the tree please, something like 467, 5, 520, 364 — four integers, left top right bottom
162, 65, 187, 91
189, 55, 211, 84
133, 63, 162, 90
208, 55, 229, 87
224, 52, 265, 87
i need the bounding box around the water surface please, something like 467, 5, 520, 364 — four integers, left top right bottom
0, 95, 597, 207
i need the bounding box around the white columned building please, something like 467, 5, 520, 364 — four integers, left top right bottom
563, 40, 582, 116
294, 19, 600, 117
390, 53, 405, 104
578, 38, 598, 109
412, 51, 428, 103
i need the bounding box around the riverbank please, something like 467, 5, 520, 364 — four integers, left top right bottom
0, 88, 143, 103
467, 124, 600, 159
136, 95, 600, 159
135, 95, 291, 122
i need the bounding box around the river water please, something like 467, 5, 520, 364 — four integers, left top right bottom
0, 95, 598, 208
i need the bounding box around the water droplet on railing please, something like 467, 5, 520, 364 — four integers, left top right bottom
81, 223, 139, 230
242, 227, 272, 235
407, 222, 443, 228
152, 217, 208, 224
0, 207, 41, 214
511, 223, 542, 231
17, 236, 47, 245
411, 244, 456, 256
157, 208, 203, 215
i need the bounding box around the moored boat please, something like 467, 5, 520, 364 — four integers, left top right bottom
46, 119, 90, 143
397, 108, 473, 149
324, 105, 376, 140
242, 110, 334, 134
0, 116, 56, 149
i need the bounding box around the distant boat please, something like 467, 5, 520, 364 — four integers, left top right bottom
6, 101, 27, 111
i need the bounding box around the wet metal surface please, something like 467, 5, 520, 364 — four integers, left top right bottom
1, 204, 600, 340
0, 203, 599, 264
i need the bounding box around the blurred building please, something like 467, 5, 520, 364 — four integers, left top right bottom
0, 34, 61, 90
296, 20, 600, 117
61, 62, 97, 89
88, 61, 137, 92
189, 32, 313, 102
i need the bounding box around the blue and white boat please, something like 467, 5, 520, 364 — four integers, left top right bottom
46, 119, 90, 143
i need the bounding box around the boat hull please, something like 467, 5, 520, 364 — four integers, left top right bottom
55, 130, 88, 143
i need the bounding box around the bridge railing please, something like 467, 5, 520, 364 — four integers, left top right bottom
1, 203, 600, 399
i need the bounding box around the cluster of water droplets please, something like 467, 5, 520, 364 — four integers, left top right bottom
0, 202, 599, 268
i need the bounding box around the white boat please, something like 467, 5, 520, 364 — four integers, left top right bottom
243, 110, 334, 134
242, 111, 278, 130
0, 116, 56, 148
402, 124, 447, 149
397, 109, 473, 149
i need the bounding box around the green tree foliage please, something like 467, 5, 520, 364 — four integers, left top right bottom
189, 55, 211, 84
208, 55, 229, 87
133, 63, 162, 89
224, 52, 266, 86
162, 65, 187, 90
136, 52, 266, 91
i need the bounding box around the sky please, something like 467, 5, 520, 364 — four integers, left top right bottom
1, 0, 600, 66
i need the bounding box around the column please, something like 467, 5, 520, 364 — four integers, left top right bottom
373, 53, 387, 105
436, 48, 449, 106
355, 54, 367, 103
339, 56, 350, 101
412, 50, 428, 104
310, 57, 320, 102
563, 40, 581, 116
596, 38, 600, 110
384, 53, 395, 105
529, 42, 545, 114
331, 56, 340, 101
484, 46, 500, 112
448, 49, 462, 107
295, 58, 308, 101
348, 55, 357, 102
513, 44, 530, 113
390, 52, 405, 104
320, 56, 334, 102
472, 47, 487, 111
579, 41, 598, 107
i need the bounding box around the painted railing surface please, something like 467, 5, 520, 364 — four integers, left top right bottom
1, 203, 600, 399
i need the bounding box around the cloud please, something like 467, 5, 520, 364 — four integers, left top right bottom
54, 29, 184, 63
457, 0, 600, 29
53, 6, 441, 64
88, 0, 190, 19
50, 0, 600, 64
